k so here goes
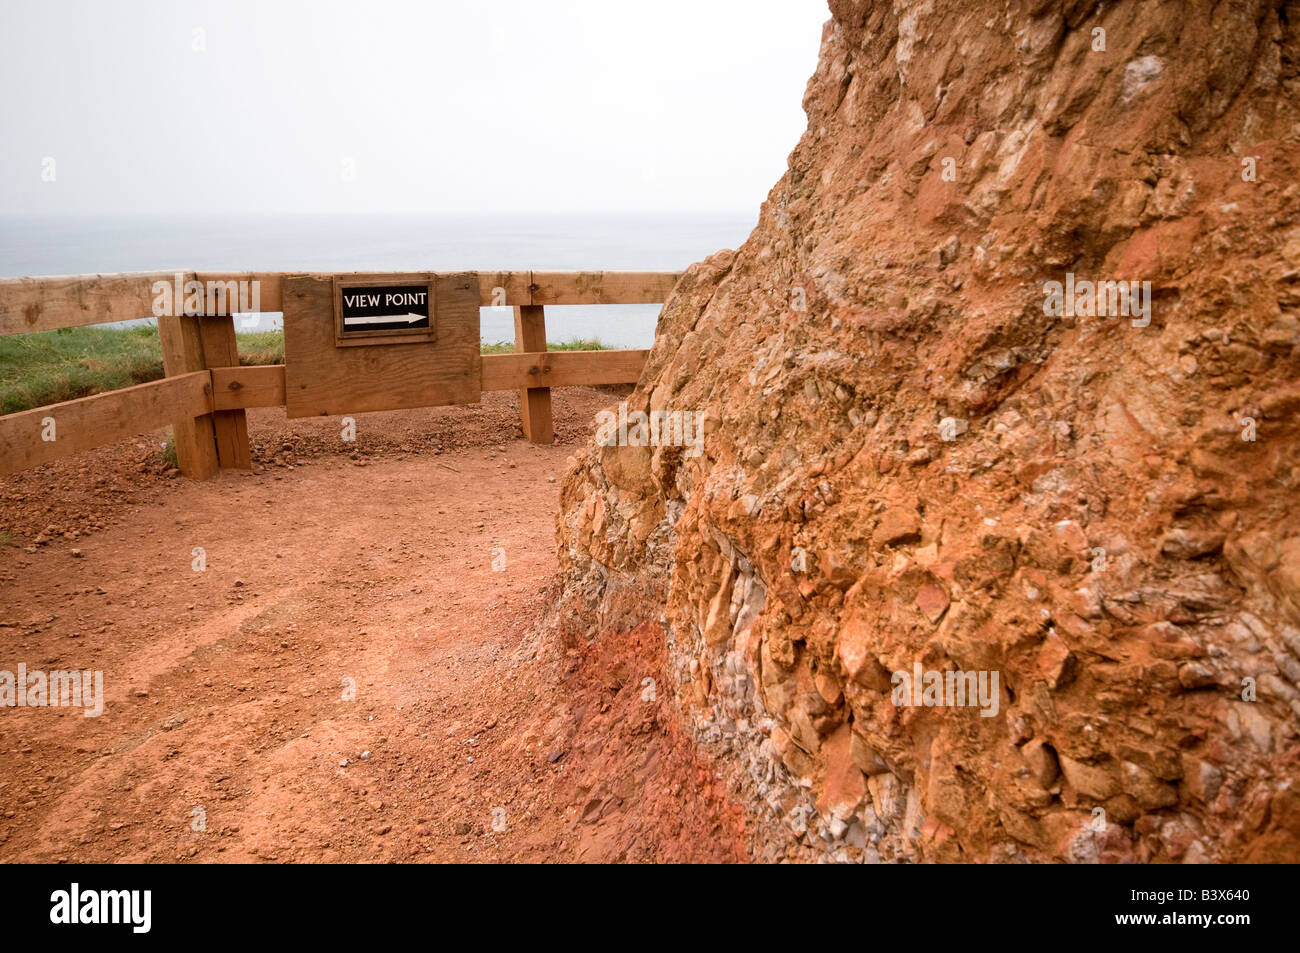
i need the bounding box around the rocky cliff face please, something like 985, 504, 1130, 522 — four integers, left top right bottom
549, 0, 1300, 862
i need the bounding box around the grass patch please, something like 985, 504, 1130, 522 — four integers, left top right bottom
0, 325, 286, 415
160, 432, 179, 469
235, 330, 284, 366
480, 337, 614, 354
1, 326, 616, 415
0, 324, 164, 416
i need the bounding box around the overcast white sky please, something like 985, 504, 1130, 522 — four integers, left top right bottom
0, 0, 828, 217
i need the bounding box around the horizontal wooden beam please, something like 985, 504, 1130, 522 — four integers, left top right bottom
477, 271, 680, 307
0, 271, 187, 336
480, 349, 648, 391
211, 353, 644, 407
527, 271, 680, 306
191, 271, 679, 308
476, 272, 533, 309
192, 273, 284, 314
210, 364, 287, 411
1, 271, 682, 335
0, 371, 212, 476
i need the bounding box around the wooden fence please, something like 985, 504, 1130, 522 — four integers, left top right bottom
0, 270, 678, 479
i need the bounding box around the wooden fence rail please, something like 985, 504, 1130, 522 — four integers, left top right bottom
0, 270, 680, 336
0, 372, 212, 477
0, 269, 677, 478
0, 271, 184, 336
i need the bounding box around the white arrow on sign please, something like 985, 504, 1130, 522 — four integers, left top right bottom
343, 313, 426, 328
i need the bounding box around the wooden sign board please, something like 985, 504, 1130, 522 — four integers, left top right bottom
334, 276, 436, 346
283, 272, 480, 419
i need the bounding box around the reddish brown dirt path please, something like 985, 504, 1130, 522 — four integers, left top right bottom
0, 390, 743, 863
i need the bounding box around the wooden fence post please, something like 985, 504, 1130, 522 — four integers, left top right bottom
198, 312, 252, 469
513, 304, 553, 444
157, 312, 219, 479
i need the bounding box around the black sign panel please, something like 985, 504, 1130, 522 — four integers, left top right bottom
339, 284, 431, 333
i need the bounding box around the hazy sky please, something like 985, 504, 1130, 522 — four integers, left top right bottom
0, 0, 828, 217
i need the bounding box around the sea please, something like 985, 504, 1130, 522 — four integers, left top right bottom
0, 214, 756, 348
